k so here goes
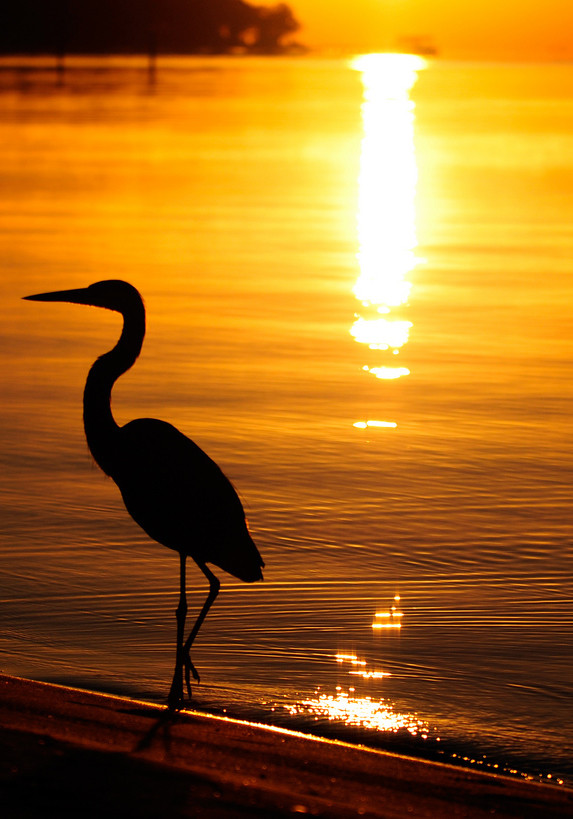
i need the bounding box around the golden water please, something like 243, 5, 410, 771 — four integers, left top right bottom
1, 55, 572, 784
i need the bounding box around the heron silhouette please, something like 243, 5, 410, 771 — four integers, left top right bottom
24, 280, 264, 709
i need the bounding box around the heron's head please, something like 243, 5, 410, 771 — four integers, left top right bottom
23, 280, 143, 315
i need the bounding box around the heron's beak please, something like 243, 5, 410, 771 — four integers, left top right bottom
23, 287, 91, 305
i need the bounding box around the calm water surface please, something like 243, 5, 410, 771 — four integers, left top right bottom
1, 56, 572, 786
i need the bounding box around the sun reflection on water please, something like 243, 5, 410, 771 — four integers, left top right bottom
335, 651, 391, 679
350, 53, 425, 398
364, 365, 411, 380
284, 596, 424, 735
373, 594, 404, 629
285, 687, 430, 737
350, 316, 413, 349
353, 420, 397, 429
279, 596, 564, 785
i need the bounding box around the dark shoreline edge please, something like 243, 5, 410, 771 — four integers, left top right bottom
1, 674, 571, 817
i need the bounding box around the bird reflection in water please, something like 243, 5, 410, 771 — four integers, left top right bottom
24, 280, 264, 709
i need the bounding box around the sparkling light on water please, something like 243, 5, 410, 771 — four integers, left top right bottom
285, 688, 430, 736
350, 53, 425, 384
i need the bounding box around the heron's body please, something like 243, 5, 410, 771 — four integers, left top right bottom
108, 417, 261, 581
24, 280, 263, 707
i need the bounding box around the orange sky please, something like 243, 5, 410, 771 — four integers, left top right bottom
287, 0, 573, 60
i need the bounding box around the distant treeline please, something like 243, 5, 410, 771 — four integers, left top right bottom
0, 0, 301, 56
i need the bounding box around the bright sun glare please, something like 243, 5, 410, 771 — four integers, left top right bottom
350, 53, 425, 393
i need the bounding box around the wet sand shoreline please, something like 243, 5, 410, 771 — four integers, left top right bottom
0, 674, 571, 818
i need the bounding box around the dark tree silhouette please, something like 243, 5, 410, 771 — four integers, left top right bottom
0, 0, 301, 55
253, 3, 299, 52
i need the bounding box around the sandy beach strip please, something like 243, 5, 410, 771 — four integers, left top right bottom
0, 674, 571, 818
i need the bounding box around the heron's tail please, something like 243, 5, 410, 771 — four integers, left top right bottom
218, 533, 264, 583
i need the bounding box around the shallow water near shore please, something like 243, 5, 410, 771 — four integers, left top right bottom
1, 55, 572, 787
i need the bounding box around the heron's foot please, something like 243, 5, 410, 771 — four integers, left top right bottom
167, 667, 186, 711
183, 660, 192, 700
184, 653, 200, 689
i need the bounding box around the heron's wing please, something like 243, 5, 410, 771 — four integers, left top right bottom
112, 419, 262, 580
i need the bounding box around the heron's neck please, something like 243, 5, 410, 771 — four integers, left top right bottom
83, 303, 145, 475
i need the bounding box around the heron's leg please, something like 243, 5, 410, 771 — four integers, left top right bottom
182, 563, 220, 683
168, 552, 188, 709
